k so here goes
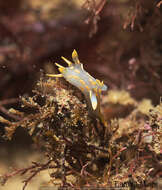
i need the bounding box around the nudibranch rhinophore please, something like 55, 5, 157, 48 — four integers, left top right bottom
47, 50, 108, 126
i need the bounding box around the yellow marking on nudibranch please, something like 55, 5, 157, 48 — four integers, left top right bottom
80, 87, 84, 92
79, 79, 86, 86
93, 88, 98, 94
79, 79, 90, 91
67, 75, 80, 80
85, 85, 90, 91
74, 69, 80, 74
89, 78, 97, 86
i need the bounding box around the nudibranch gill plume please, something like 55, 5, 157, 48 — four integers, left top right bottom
47, 50, 108, 126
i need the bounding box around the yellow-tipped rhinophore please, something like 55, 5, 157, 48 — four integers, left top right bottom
72, 49, 80, 64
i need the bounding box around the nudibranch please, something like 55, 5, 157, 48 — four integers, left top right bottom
47, 50, 107, 126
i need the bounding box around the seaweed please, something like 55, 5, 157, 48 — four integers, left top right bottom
0, 77, 161, 189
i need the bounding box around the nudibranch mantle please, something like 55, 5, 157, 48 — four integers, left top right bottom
47, 50, 107, 121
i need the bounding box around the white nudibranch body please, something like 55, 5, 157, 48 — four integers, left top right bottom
47, 50, 108, 125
